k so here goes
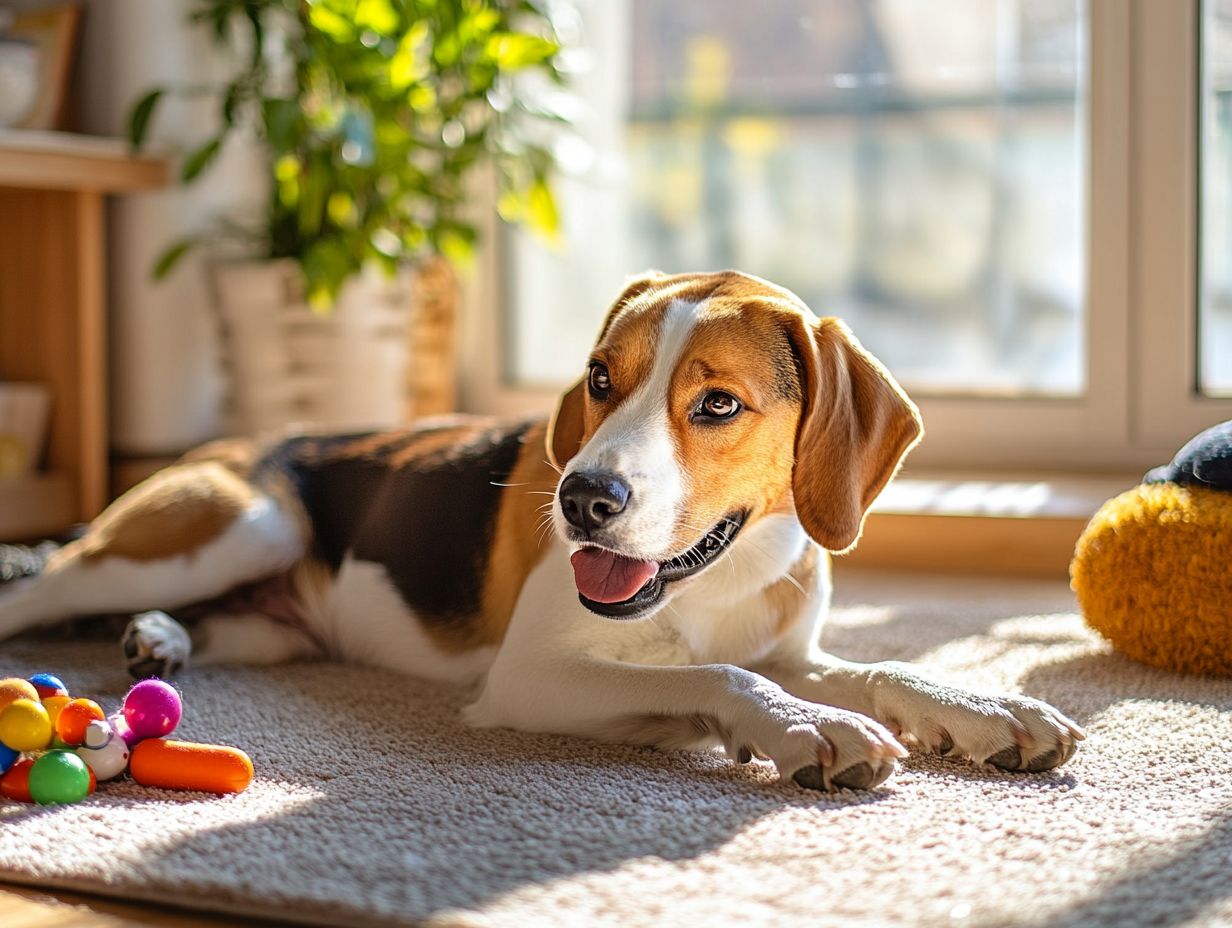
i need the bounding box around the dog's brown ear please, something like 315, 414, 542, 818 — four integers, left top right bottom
546, 378, 586, 470
785, 314, 922, 553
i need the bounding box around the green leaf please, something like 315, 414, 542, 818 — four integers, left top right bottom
181, 137, 223, 182
262, 98, 300, 150
152, 240, 195, 279
526, 178, 560, 241
390, 21, 429, 90
355, 0, 398, 36
307, 3, 356, 41
486, 32, 558, 71
221, 83, 242, 127
128, 89, 163, 149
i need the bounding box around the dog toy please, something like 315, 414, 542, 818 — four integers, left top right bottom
1072, 420, 1232, 675
0, 697, 53, 752
0, 741, 17, 775
28, 750, 92, 805
131, 739, 254, 794
76, 719, 131, 780
56, 698, 105, 746
29, 672, 68, 700
123, 679, 182, 740
0, 758, 34, 802
0, 674, 253, 804
0, 677, 38, 712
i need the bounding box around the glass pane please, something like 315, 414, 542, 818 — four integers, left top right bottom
1202, 0, 1232, 395
508, 0, 1085, 396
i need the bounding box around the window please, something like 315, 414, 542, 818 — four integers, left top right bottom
1202, 0, 1232, 395
462, 0, 1232, 473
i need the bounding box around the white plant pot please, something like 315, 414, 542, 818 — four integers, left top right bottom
211, 260, 416, 437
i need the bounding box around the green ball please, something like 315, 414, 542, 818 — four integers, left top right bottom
29, 749, 90, 805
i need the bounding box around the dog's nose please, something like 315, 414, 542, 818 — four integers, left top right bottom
559, 472, 631, 533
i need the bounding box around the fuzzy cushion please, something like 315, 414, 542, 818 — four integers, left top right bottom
1072, 482, 1232, 676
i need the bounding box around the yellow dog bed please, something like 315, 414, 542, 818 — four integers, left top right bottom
1072, 421, 1232, 676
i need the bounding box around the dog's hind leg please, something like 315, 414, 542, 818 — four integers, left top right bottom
123, 610, 321, 678
0, 460, 306, 642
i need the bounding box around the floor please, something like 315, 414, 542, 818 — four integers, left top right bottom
0, 884, 278, 928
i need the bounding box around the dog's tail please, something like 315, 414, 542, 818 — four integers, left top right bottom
0, 541, 59, 585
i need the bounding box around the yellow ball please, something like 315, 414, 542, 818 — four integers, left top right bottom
42, 695, 71, 729
0, 698, 53, 752
0, 678, 39, 714
1072, 483, 1232, 676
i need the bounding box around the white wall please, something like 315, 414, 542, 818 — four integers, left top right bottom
75, 0, 267, 454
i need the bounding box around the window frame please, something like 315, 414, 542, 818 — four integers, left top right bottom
457, 0, 1232, 474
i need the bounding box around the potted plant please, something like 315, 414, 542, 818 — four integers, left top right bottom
129, 0, 567, 433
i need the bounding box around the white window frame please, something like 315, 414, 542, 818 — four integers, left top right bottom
458, 0, 1232, 474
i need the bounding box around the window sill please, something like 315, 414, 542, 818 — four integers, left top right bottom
841, 470, 1141, 578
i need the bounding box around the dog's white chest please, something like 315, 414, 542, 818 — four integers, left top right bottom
324, 558, 496, 684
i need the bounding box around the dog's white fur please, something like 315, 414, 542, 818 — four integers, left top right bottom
0, 274, 1084, 791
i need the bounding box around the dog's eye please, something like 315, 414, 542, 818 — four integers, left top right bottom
588, 362, 611, 399
696, 391, 742, 421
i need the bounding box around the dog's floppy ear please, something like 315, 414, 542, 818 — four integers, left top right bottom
785, 314, 922, 553
546, 378, 586, 470
546, 270, 669, 469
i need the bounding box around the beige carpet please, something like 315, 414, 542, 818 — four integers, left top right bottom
1, 567, 1230, 928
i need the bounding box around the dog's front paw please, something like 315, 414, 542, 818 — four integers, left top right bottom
122, 610, 191, 679
748, 702, 906, 792
887, 683, 1085, 772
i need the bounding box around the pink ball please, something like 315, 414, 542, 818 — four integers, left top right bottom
107, 712, 138, 746
122, 680, 182, 740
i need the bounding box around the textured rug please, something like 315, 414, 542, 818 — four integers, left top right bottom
1, 568, 1230, 928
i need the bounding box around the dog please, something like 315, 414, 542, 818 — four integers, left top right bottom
0, 270, 1083, 791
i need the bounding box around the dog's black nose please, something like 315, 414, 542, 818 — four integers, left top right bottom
559, 472, 631, 534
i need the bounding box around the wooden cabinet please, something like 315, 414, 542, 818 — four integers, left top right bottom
0, 130, 167, 540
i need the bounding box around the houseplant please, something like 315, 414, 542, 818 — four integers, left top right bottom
128, 0, 567, 430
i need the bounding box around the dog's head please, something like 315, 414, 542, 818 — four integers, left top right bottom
548, 270, 922, 619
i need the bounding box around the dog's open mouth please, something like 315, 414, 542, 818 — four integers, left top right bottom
571, 512, 747, 619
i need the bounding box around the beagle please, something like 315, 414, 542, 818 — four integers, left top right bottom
0, 270, 1083, 790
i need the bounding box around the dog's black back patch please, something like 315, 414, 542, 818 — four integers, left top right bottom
260, 420, 537, 629
350, 421, 534, 627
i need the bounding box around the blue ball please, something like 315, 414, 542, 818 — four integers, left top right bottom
28, 672, 68, 699
0, 741, 18, 775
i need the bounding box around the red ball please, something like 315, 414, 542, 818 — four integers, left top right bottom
0, 758, 35, 803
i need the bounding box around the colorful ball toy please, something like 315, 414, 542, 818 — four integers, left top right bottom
55, 698, 105, 746
41, 694, 70, 729
28, 750, 91, 805
0, 741, 17, 775
123, 680, 182, 740
0, 677, 38, 713
0, 698, 52, 753
0, 758, 34, 802
28, 672, 68, 700
0, 674, 252, 804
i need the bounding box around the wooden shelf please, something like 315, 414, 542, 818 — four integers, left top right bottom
0, 472, 75, 540
0, 131, 170, 540
0, 130, 168, 193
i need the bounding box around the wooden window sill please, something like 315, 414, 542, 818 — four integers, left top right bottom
841, 471, 1141, 578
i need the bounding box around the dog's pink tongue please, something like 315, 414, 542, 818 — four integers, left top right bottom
570, 548, 659, 603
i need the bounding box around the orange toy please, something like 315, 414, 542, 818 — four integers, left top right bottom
0, 678, 38, 713
0, 758, 35, 802
130, 739, 253, 794
55, 698, 105, 746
